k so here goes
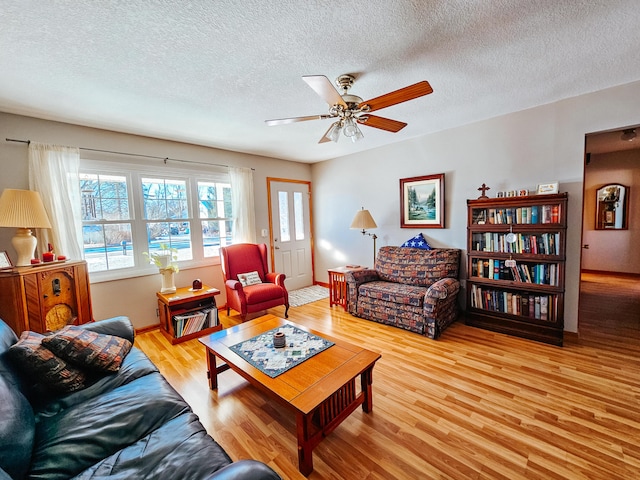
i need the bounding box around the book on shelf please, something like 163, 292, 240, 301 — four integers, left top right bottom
472, 204, 561, 226
469, 284, 556, 322
173, 306, 218, 338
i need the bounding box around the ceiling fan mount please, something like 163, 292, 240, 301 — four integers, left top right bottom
265, 73, 433, 144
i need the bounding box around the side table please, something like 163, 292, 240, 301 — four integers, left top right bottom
157, 285, 221, 344
328, 266, 366, 311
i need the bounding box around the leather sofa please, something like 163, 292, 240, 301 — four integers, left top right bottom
345, 246, 461, 339
0, 316, 281, 480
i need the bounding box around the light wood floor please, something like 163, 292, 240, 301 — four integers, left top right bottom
135, 274, 640, 479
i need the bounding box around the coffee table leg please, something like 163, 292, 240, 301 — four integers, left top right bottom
296, 412, 314, 476
361, 366, 374, 413
206, 349, 218, 390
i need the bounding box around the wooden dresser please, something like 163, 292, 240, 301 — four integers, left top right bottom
0, 260, 93, 336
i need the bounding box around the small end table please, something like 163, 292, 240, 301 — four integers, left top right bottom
327, 265, 366, 311
157, 285, 221, 344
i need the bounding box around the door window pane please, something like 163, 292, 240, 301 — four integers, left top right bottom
294, 191, 304, 240
278, 191, 290, 242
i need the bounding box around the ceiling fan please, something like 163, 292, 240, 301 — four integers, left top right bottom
265, 74, 433, 144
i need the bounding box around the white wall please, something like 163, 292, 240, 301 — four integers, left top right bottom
582, 149, 640, 273
311, 80, 640, 334
0, 113, 311, 329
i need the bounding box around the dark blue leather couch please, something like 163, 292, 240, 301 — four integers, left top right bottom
0, 316, 281, 480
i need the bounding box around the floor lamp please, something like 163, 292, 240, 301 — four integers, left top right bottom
0, 189, 52, 266
350, 207, 378, 265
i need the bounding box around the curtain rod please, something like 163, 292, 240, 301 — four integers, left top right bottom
5, 138, 254, 170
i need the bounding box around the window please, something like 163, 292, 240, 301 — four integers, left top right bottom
80, 173, 134, 271
80, 161, 233, 277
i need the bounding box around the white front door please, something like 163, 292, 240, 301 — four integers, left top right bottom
267, 179, 313, 291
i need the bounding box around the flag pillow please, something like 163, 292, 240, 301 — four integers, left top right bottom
401, 233, 432, 250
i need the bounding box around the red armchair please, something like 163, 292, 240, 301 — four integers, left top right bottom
220, 243, 289, 321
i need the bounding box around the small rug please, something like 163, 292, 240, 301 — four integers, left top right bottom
229, 325, 334, 378
288, 285, 329, 307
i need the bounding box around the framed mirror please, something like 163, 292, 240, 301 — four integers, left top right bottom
595, 183, 629, 230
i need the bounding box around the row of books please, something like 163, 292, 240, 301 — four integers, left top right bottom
471, 232, 560, 255
173, 307, 218, 338
469, 284, 557, 322
472, 204, 560, 225
472, 259, 559, 286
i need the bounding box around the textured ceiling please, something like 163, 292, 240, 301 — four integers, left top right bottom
2, 1, 640, 163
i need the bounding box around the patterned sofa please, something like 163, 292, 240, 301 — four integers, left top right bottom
345, 246, 461, 339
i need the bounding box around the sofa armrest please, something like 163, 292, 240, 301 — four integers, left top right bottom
426, 278, 460, 300
80, 316, 134, 344
345, 269, 380, 315
208, 460, 281, 480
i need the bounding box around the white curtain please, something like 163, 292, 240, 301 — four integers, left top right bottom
28, 143, 83, 260
229, 166, 256, 244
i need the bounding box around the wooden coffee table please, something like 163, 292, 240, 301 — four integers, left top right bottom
199, 314, 381, 475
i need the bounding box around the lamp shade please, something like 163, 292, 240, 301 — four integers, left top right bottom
0, 189, 52, 229
350, 208, 377, 230
0, 189, 52, 266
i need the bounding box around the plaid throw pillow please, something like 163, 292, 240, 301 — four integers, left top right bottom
401, 233, 432, 250
8, 331, 87, 393
42, 326, 132, 373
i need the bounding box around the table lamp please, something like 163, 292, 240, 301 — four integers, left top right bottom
0, 189, 52, 266
350, 207, 378, 264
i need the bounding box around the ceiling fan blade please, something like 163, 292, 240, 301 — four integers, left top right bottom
302, 75, 348, 108
265, 114, 332, 126
359, 81, 433, 113
357, 114, 407, 132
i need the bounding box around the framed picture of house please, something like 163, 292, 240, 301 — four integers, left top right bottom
400, 173, 445, 228
0, 251, 12, 270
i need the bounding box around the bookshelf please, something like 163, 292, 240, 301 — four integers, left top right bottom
156, 285, 221, 345
466, 193, 567, 346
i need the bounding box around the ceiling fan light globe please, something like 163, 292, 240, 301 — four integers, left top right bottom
351, 128, 364, 142
343, 117, 358, 137
328, 122, 341, 142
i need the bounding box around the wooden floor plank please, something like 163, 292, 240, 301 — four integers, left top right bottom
135, 272, 640, 479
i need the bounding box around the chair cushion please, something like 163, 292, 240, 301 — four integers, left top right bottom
358, 281, 427, 307
29, 372, 191, 480
72, 412, 232, 479
7, 331, 87, 393
0, 375, 35, 480
244, 283, 285, 304
42, 325, 132, 373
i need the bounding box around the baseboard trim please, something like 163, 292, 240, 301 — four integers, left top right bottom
581, 269, 640, 279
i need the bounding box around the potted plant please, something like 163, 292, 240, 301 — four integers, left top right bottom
144, 244, 179, 293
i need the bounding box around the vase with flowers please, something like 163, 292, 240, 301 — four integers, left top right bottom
144, 243, 179, 294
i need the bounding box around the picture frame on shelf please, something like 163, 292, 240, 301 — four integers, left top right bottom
0, 251, 13, 270
536, 182, 559, 195
400, 173, 444, 228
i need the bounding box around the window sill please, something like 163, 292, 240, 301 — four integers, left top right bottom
88, 257, 222, 284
